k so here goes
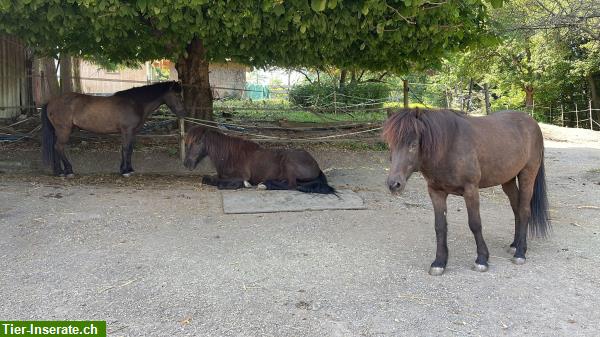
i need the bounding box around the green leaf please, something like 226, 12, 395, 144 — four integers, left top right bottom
46, 6, 62, 21
327, 0, 337, 9
376, 22, 384, 35
311, 0, 326, 12
361, 5, 369, 16
490, 0, 503, 8
273, 4, 284, 16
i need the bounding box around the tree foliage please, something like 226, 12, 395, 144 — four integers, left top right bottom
1, 0, 495, 71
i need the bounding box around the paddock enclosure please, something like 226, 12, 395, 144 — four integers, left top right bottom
1, 123, 599, 336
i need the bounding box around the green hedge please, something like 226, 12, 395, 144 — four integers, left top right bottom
289, 82, 390, 110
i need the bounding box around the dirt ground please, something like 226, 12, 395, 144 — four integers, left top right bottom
1, 124, 599, 336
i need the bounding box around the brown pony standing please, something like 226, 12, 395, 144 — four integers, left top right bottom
383, 108, 550, 275
183, 126, 335, 194
41, 81, 185, 177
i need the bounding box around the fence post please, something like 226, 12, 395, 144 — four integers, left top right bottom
589, 99, 594, 131
549, 105, 552, 124
575, 103, 579, 128
403, 79, 409, 108
560, 104, 564, 127
484, 83, 491, 115
333, 90, 337, 114
179, 118, 186, 162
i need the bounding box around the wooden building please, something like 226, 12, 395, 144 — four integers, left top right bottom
0, 35, 30, 119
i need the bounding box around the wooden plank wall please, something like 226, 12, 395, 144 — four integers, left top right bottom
0, 35, 27, 119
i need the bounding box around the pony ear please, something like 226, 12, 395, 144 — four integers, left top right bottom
414, 107, 423, 119
172, 81, 182, 93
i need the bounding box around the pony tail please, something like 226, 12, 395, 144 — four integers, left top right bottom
297, 171, 337, 195
529, 156, 551, 237
41, 104, 56, 166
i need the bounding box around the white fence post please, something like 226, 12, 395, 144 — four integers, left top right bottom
575, 103, 579, 128
589, 99, 594, 131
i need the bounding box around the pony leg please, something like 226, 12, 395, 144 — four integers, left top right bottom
464, 184, 490, 272
201, 176, 245, 189
513, 169, 536, 265
262, 180, 291, 190
216, 178, 245, 190
502, 178, 520, 254
120, 128, 135, 176
54, 128, 73, 177
428, 187, 449, 276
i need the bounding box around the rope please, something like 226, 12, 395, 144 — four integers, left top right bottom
182, 117, 382, 141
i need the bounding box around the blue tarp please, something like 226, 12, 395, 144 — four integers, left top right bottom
245, 83, 271, 100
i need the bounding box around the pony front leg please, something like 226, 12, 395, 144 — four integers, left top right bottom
464, 185, 490, 272
428, 187, 449, 276
120, 129, 135, 177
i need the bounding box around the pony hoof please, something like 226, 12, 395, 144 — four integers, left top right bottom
65, 173, 75, 179
122, 172, 132, 178
243, 180, 252, 188
507, 246, 516, 254
512, 257, 526, 265
428, 267, 445, 276
472, 263, 489, 272
257, 183, 267, 190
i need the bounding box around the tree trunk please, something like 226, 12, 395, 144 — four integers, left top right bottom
466, 78, 473, 111
524, 84, 534, 108
483, 83, 491, 115
72, 57, 82, 93
176, 37, 213, 120
42, 57, 60, 100
588, 74, 600, 130
339, 69, 347, 91
59, 54, 73, 93
24, 48, 35, 114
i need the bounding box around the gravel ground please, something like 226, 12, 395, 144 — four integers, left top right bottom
1, 124, 599, 337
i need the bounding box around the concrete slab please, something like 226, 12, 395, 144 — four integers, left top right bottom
221, 189, 365, 214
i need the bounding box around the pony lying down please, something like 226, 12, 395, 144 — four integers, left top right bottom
183, 126, 336, 194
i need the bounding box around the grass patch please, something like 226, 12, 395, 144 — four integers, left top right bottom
587, 168, 600, 174
324, 140, 389, 151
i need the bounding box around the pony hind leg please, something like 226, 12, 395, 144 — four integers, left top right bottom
501, 178, 520, 254
512, 169, 537, 265
464, 185, 490, 272
54, 127, 74, 178
261, 179, 291, 190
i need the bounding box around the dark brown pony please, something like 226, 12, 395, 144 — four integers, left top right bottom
383, 108, 550, 276
41, 81, 185, 177
183, 126, 335, 194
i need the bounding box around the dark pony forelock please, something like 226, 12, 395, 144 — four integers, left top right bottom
185, 126, 260, 171
383, 108, 464, 161
185, 125, 207, 146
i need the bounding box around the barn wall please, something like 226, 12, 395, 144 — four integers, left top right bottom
79, 60, 247, 98
0, 35, 28, 119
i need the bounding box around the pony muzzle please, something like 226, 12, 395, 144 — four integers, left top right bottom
183, 157, 196, 170
387, 177, 406, 194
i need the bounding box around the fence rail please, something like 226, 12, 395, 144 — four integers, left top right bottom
1, 75, 598, 133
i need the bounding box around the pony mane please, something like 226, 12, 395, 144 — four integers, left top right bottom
186, 126, 260, 172
382, 108, 465, 161
114, 81, 181, 102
